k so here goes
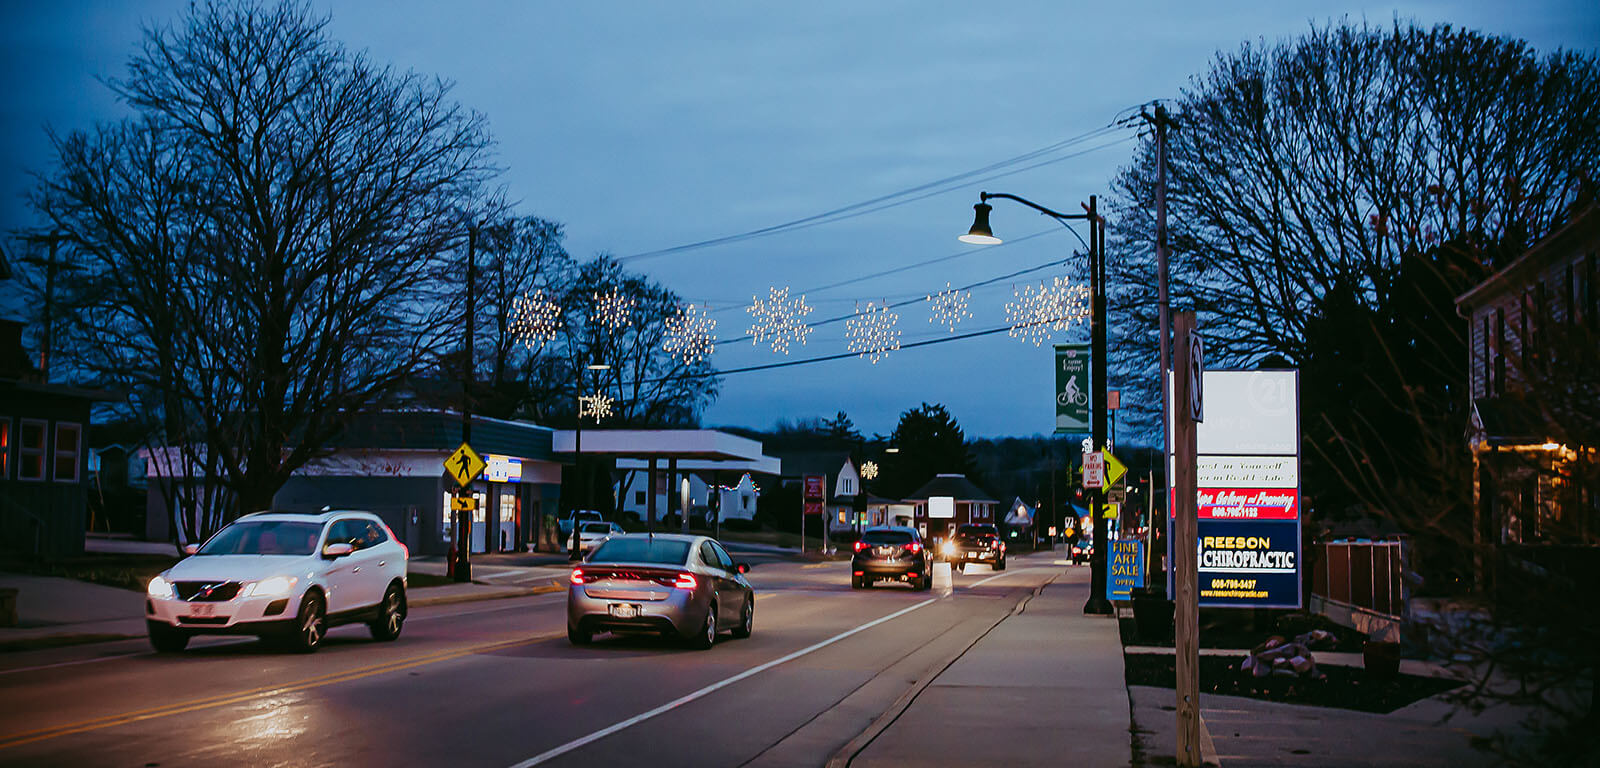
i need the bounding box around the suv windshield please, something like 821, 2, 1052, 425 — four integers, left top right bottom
956, 525, 998, 539
198, 520, 322, 556
588, 538, 691, 565
861, 530, 913, 545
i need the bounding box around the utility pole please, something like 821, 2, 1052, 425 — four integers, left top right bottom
1085, 195, 1113, 615
456, 225, 477, 582
1150, 103, 1173, 585
1173, 311, 1201, 767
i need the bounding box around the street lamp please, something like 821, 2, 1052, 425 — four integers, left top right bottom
960, 191, 1114, 615
570, 357, 611, 562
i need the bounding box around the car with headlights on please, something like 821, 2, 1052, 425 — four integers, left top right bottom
945, 523, 1006, 572
850, 526, 931, 590
567, 534, 753, 650
145, 510, 408, 653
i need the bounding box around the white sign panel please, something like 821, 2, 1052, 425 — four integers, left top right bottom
1196, 456, 1298, 488
1169, 371, 1297, 456
928, 496, 955, 519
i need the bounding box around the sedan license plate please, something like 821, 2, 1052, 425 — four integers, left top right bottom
187, 603, 215, 617
608, 603, 640, 619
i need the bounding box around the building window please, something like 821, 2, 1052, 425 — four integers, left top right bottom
634, 491, 646, 505
0, 417, 9, 480
1495, 307, 1507, 393
53, 422, 82, 483
18, 419, 46, 481
1480, 316, 1492, 396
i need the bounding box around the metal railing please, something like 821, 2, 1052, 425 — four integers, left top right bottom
1312, 539, 1407, 620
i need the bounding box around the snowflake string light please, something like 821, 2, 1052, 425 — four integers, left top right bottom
860, 460, 880, 480
593, 288, 635, 330
509, 289, 563, 350
662, 303, 717, 365
578, 392, 613, 422
846, 301, 902, 364
926, 283, 972, 332
1005, 277, 1090, 346
746, 287, 814, 354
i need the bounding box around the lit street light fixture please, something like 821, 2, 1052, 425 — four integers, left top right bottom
570, 357, 611, 562
960, 191, 1114, 615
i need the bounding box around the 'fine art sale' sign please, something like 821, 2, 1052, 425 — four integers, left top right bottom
1169, 370, 1302, 609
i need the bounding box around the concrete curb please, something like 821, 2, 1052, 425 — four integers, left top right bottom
407, 581, 564, 608
0, 632, 144, 654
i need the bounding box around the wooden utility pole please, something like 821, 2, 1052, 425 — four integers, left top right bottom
1173, 311, 1201, 766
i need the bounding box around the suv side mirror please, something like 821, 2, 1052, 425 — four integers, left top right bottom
735, 563, 751, 574
183, 543, 199, 556
322, 542, 355, 559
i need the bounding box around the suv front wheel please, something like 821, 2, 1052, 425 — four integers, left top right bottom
283, 591, 327, 653
368, 583, 406, 641
148, 621, 189, 653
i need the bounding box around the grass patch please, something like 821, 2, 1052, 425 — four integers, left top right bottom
406, 571, 459, 588
1124, 652, 1461, 714
1, 553, 180, 593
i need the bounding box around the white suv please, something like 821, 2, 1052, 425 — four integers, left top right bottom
146, 510, 408, 653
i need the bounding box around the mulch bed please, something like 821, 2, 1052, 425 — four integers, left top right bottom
1124, 652, 1462, 714
1120, 609, 1370, 652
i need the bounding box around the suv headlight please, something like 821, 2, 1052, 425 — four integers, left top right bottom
243, 576, 298, 598
147, 575, 175, 599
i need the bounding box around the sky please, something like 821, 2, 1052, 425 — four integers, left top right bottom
3, 1, 1597, 439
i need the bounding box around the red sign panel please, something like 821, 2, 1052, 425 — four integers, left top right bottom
1171, 488, 1300, 520
804, 501, 825, 517
803, 474, 825, 501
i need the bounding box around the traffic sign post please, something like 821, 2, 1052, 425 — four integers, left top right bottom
1083, 451, 1105, 489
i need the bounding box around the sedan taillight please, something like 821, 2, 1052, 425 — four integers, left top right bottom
673, 572, 698, 590
570, 568, 585, 585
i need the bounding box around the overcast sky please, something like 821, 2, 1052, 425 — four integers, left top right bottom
3, 1, 1597, 438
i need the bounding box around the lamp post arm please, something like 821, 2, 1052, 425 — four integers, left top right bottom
980, 192, 1087, 222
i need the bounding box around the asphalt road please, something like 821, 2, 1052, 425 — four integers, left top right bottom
0, 548, 1069, 768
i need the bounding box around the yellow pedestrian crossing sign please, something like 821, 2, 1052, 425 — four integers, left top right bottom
1105, 452, 1128, 487
445, 442, 486, 488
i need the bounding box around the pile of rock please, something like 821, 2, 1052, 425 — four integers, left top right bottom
1240, 629, 1335, 680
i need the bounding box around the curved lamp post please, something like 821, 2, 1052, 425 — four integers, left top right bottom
960, 191, 1113, 615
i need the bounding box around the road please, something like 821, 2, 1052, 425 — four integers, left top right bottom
0, 548, 1072, 768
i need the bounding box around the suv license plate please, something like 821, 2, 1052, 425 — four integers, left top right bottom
187, 604, 215, 617
609, 603, 640, 619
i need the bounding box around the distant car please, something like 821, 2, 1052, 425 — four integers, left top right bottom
851, 526, 932, 590
577, 521, 625, 553
145, 510, 408, 654
946, 523, 1006, 572
567, 534, 753, 650
559, 510, 606, 537
1070, 539, 1094, 564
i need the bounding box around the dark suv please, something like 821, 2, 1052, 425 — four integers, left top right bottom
850, 526, 931, 590
947, 524, 1006, 572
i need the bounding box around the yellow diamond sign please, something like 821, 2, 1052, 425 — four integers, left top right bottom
445, 442, 486, 488
1105, 452, 1128, 487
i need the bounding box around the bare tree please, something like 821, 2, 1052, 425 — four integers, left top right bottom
28, 0, 496, 536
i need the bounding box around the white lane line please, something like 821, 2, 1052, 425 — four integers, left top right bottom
506, 597, 939, 768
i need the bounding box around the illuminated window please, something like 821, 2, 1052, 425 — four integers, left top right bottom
0, 417, 9, 479
18, 419, 46, 481
53, 422, 82, 483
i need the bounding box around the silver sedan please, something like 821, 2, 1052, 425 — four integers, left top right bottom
567, 534, 754, 650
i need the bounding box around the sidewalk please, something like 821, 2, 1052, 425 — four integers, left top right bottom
846, 571, 1134, 767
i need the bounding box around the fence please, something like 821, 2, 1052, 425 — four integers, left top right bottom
1312, 539, 1407, 620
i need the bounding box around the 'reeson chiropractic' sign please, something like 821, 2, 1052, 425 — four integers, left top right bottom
1170, 370, 1302, 609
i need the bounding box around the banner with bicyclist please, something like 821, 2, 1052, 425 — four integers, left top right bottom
1054, 343, 1090, 435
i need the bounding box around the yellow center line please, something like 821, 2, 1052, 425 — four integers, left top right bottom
0, 632, 559, 751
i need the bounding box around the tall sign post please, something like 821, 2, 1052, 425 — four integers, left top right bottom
1173, 311, 1202, 767
802, 474, 826, 554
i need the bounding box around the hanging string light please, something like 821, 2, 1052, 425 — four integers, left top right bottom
746, 286, 814, 354
662, 303, 717, 365
593, 288, 635, 330
860, 460, 880, 480
926, 282, 972, 332
1006, 277, 1089, 346
846, 300, 901, 364
578, 392, 613, 422
509, 289, 563, 350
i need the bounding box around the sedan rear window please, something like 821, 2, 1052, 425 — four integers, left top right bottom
581, 523, 613, 533
861, 530, 913, 545
588, 538, 692, 565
